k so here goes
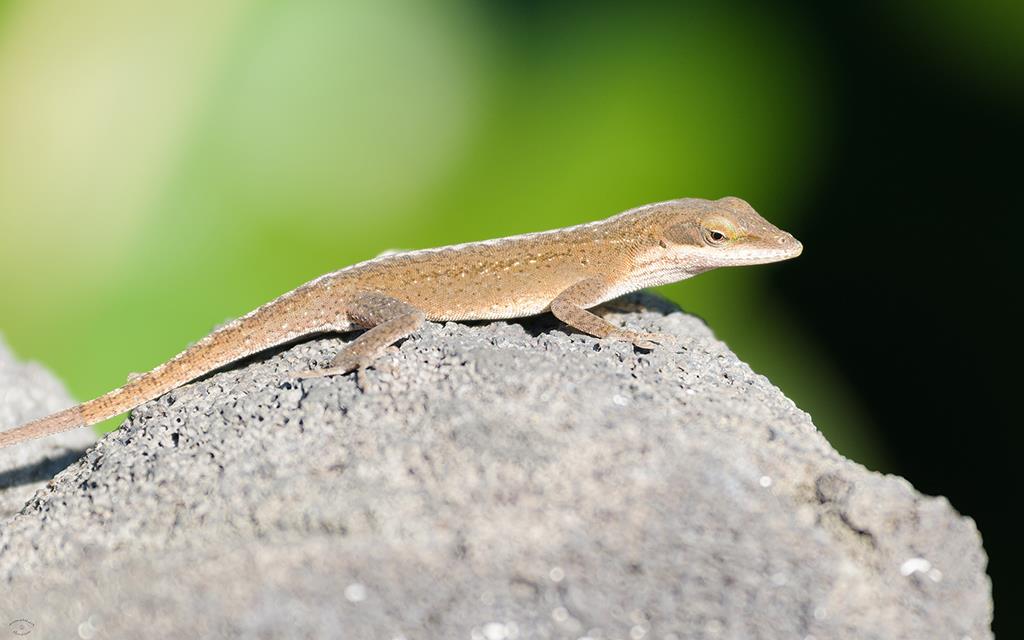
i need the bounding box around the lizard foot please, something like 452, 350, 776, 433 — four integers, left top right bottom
609, 329, 677, 350
291, 366, 353, 380
290, 348, 372, 380
289, 365, 370, 391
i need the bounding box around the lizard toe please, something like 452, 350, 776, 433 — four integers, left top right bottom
610, 329, 676, 350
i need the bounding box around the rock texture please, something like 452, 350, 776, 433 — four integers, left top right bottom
0, 337, 95, 522
0, 295, 992, 639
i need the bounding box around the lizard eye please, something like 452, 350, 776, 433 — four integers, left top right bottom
703, 228, 729, 245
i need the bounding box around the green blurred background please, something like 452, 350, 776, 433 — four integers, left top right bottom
0, 0, 867, 454
1, 0, 1019, 633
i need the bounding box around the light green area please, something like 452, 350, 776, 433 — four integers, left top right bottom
0, 1, 895, 467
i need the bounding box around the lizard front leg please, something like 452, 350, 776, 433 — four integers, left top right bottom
293, 291, 426, 380
550, 278, 675, 350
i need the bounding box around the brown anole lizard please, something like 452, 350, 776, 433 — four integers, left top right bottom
0, 197, 801, 448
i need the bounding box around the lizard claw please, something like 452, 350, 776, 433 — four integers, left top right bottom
289, 349, 371, 380
609, 329, 677, 350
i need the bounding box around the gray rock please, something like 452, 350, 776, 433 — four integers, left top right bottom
0, 294, 991, 639
0, 336, 95, 522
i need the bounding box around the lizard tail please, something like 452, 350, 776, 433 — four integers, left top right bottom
0, 369, 185, 449
1, 305, 319, 448
0, 338, 249, 448
0, 285, 335, 449
0, 328, 270, 449
0, 403, 87, 448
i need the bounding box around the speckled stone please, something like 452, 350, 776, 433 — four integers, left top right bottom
0, 294, 992, 639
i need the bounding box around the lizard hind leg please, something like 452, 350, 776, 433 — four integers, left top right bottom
292, 292, 426, 380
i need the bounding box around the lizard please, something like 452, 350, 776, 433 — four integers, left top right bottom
0, 196, 802, 448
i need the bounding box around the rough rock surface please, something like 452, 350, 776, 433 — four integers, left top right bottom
0, 294, 991, 639
0, 337, 95, 521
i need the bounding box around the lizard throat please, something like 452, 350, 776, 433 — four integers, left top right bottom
626, 249, 700, 290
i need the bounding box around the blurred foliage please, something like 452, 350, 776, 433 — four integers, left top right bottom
0, 0, 891, 463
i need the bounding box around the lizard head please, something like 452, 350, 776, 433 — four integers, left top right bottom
649, 196, 802, 273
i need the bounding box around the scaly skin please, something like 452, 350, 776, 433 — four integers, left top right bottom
0, 196, 801, 448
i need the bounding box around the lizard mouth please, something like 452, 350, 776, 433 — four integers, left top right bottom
717, 240, 803, 265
